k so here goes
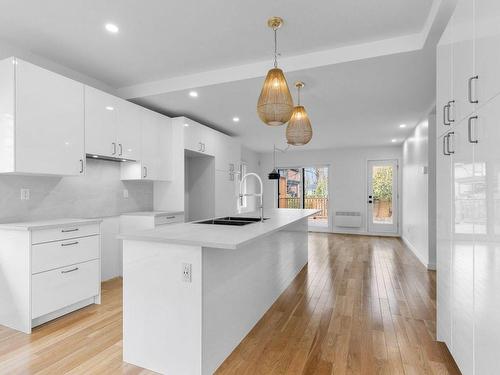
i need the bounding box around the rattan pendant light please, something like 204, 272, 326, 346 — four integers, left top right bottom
257, 17, 294, 126
286, 81, 313, 146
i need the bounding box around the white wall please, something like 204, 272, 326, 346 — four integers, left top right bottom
401, 114, 436, 269
259, 145, 402, 235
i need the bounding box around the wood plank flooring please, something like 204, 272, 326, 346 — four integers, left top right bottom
0, 233, 460, 374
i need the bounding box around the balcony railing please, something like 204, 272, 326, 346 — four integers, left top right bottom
278, 197, 328, 219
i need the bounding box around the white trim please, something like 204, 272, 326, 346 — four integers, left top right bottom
402, 236, 434, 270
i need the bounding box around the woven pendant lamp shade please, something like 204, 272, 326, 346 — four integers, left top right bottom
257, 68, 294, 126
286, 105, 312, 145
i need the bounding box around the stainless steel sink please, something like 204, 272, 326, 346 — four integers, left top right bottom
194, 217, 269, 226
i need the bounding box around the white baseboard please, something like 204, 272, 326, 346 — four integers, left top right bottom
402, 236, 433, 270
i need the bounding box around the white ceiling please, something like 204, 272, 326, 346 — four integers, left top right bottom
0, 0, 451, 152
134, 48, 436, 152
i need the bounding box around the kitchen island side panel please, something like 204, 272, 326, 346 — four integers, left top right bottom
202, 218, 309, 374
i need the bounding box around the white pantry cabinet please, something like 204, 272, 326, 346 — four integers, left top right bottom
85, 86, 141, 161
121, 109, 173, 181
0, 57, 85, 175
0, 219, 101, 334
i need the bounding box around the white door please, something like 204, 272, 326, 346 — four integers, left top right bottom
367, 160, 398, 234
15, 59, 85, 175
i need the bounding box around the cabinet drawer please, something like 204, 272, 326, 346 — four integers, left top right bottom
32, 259, 100, 319
31, 224, 100, 244
155, 214, 184, 226
32, 235, 99, 274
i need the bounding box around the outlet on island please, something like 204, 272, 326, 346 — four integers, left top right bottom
182, 263, 192, 283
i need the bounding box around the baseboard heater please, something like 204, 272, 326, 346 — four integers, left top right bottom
335, 211, 362, 227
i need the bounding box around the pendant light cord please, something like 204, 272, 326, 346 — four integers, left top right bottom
273, 28, 278, 68
297, 85, 301, 105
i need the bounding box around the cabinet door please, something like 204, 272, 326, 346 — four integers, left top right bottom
15, 60, 84, 175
184, 120, 204, 153
116, 99, 141, 161
450, 121, 475, 375
141, 110, 160, 181
436, 133, 453, 348
473, 96, 500, 375
452, 0, 475, 123
85, 86, 118, 157
475, 0, 500, 104
156, 115, 173, 181
437, 19, 454, 131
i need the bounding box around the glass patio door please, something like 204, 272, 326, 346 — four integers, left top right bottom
277, 166, 329, 228
367, 160, 398, 233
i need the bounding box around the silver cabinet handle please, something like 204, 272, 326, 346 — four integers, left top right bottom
468, 76, 479, 104
61, 228, 79, 233
443, 104, 450, 126
198, 142, 203, 152
143, 166, 148, 178
447, 100, 455, 123
61, 241, 79, 247
468, 115, 479, 144
443, 136, 450, 155
202, 143, 206, 152
61, 267, 79, 274
447, 132, 455, 154
79, 159, 84, 174
165, 216, 176, 219
119, 143, 123, 156
112, 142, 117, 155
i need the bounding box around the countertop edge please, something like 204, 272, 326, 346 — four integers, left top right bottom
0, 218, 103, 231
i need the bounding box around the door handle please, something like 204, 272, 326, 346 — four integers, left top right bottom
61, 267, 79, 274
447, 132, 455, 154
468, 76, 479, 104
447, 100, 455, 123
119, 143, 123, 156
143, 166, 148, 178
443, 104, 450, 126
61, 228, 79, 233
112, 142, 117, 155
61, 241, 79, 247
79, 159, 84, 174
198, 142, 203, 152
468, 116, 479, 144
442, 136, 449, 155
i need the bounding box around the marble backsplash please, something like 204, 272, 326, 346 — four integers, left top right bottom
0, 158, 153, 223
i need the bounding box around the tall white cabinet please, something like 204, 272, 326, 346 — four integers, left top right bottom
0, 57, 85, 175
437, 0, 500, 373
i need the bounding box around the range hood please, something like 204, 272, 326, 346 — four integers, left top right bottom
86, 154, 137, 163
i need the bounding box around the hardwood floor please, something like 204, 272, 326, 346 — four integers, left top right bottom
0, 233, 460, 375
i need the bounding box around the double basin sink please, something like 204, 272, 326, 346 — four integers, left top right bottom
195, 216, 269, 226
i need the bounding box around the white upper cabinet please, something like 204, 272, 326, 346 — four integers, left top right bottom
451, 0, 475, 124
115, 99, 141, 161
85, 86, 141, 160
437, 19, 454, 133
0, 57, 85, 176
475, 0, 500, 104
183, 118, 215, 156
121, 109, 173, 181
84, 86, 118, 158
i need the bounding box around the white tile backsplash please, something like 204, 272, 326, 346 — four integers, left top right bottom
0, 158, 153, 223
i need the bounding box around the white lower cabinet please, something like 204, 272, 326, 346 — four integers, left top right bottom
0, 219, 101, 334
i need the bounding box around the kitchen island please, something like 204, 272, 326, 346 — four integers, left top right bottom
119, 208, 318, 375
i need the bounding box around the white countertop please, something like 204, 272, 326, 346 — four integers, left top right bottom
118, 209, 318, 249
121, 211, 184, 217
0, 218, 102, 231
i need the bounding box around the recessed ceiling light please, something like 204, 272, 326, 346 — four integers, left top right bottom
105, 106, 114, 111
391, 139, 397, 143
184, 123, 189, 127
233, 117, 240, 122
399, 124, 407, 128
105, 23, 119, 33
189, 91, 198, 98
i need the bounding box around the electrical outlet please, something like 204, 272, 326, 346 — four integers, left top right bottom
123, 189, 129, 198
20, 188, 30, 200
182, 263, 192, 283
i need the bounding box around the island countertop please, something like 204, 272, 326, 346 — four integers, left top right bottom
118, 208, 318, 249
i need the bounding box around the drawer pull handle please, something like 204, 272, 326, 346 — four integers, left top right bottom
165, 216, 176, 219
61, 267, 79, 274
61, 241, 79, 247
61, 228, 79, 233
